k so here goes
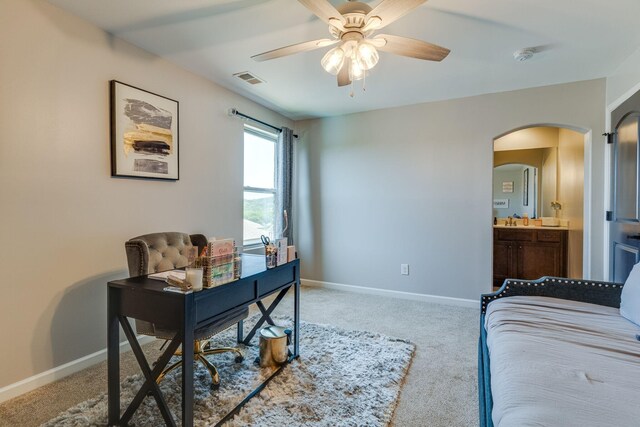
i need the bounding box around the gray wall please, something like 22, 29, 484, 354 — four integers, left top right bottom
606, 46, 640, 106
296, 79, 606, 300
0, 0, 293, 388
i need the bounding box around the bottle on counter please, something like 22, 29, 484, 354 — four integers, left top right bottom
494, 217, 497, 225
523, 213, 529, 226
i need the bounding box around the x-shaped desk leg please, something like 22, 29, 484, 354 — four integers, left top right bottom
118, 316, 182, 427
241, 286, 290, 345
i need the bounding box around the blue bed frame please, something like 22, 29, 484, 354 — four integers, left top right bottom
478, 276, 624, 427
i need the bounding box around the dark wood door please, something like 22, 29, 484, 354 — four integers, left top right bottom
493, 241, 515, 287
517, 242, 562, 279
610, 89, 640, 282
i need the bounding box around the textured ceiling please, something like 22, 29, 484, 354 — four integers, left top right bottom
49, 0, 640, 119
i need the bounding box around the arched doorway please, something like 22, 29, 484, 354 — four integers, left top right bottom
491, 125, 590, 289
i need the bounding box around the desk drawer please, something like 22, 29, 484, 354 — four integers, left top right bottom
258, 264, 295, 297
195, 280, 253, 323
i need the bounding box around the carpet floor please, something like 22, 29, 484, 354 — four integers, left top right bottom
0, 286, 480, 426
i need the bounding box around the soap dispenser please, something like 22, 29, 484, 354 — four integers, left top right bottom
523, 213, 529, 226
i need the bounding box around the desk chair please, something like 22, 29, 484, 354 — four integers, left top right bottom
125, 232, 247, 387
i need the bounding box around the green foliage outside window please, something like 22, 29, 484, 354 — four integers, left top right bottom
244, 197, 274, 227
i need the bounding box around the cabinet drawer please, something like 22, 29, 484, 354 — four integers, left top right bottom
495, 229, 534, 241
537, 230, 562, 242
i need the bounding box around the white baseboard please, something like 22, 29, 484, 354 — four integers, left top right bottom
0, 335, 156, 404
302, 279, 479, 309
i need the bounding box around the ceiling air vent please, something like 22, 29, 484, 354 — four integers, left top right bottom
233, 71, 265, 85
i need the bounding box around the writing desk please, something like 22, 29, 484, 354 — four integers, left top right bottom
107, 254, 300, 427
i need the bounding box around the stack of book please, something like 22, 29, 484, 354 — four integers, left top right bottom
203, 238, 240, 287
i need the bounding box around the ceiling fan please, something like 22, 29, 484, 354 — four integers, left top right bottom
252, 0, 450, 90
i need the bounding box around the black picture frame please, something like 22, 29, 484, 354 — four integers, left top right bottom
110, 80, 179, 180
523, 168, 529, 206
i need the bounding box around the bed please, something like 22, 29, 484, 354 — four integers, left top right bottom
478, 277, 640, 427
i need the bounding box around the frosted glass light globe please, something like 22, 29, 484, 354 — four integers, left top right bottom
321, 47, 346, 75
356, 41, 379, 70
349, 58, 365, 81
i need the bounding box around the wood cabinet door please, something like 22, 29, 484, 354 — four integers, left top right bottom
517, 242, 562, 279
493, 241, 515, 287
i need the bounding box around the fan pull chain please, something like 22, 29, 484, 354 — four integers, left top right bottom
350, 80, 355, 98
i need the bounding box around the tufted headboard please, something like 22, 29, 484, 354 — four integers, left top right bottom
125, 232, 208, 277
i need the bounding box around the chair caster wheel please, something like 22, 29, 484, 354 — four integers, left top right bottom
235, 355, 244, 363
211, 382, 220, 390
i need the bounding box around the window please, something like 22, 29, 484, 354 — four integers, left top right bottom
243, 125, 278, 246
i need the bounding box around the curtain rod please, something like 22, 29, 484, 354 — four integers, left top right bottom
228, 108, 298, 138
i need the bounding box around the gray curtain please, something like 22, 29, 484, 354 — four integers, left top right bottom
276, 127, 295, 245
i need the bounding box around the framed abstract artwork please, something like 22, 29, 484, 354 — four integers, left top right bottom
110, 80, 179, 180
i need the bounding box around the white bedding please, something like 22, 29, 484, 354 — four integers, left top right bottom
485, 296, 640, 427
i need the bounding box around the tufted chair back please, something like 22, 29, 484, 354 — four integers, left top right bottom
125, 232, 208, 276
124, 232, 208, 337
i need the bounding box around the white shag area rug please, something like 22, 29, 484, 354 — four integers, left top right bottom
42, 318, 415, 427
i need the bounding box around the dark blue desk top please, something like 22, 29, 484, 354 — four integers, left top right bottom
108, 254, 287, 294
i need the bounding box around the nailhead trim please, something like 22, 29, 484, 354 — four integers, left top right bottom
481, 277, 623, 313
125, 241, 146, 275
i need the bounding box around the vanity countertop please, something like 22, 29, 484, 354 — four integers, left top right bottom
493, 224, 569, 230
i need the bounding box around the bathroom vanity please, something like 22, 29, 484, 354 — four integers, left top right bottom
493, 226, 568, 288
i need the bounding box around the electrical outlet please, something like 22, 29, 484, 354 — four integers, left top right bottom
400, 264, 409, 275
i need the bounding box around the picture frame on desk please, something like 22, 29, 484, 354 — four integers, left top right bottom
276, 238, 288, 266
110, 80, 179, 180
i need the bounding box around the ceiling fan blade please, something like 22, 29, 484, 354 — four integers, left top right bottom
337, 61, 351, 87
298, 0, 345, 26
366, 0, 428, 30
252, 39, 338, 62
374, 34, 450, 61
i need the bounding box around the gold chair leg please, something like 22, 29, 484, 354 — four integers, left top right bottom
196, 354, 220, 386
202, 347, 244, 360
155, 341, 242, 385
156, 359, 183, 384
194, 340, 207, 353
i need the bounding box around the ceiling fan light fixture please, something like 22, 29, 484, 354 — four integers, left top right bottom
252, 0, 450, 94
349, 57, 365, 81
362, 16, 382, 32
356, 41, 379, 70
328, 17, 345, 32
321, 46, 346, 75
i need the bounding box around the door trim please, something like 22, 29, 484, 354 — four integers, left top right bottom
492, 124, 592, 290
